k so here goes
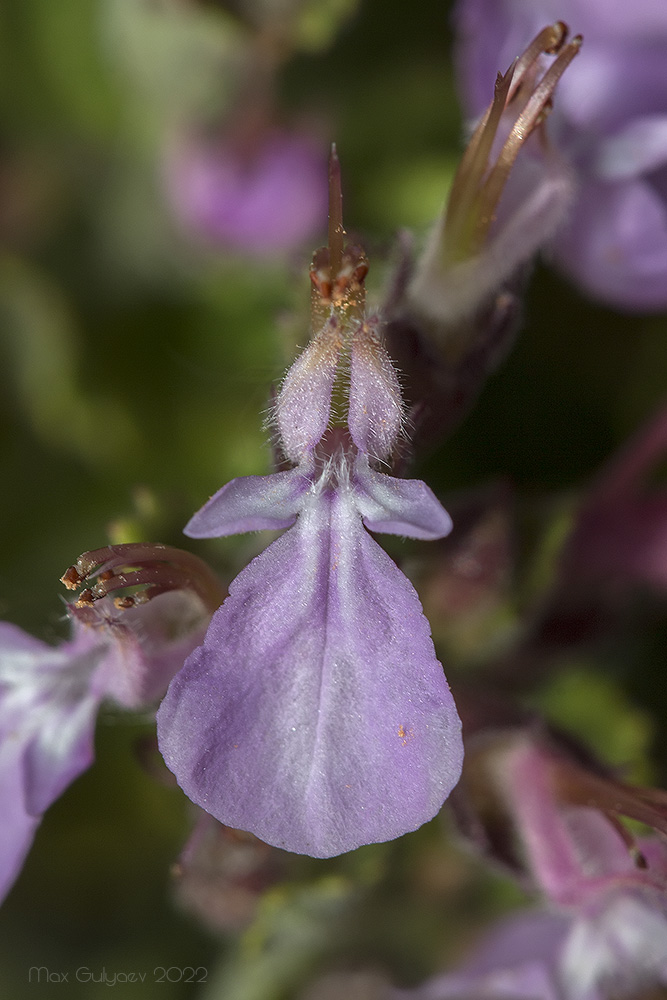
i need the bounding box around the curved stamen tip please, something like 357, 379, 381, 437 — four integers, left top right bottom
61, 565, 84, 590
545, 21, 568, 54
60, 542, 225, 613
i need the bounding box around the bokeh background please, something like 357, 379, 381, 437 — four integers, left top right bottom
2, 1, 667, 997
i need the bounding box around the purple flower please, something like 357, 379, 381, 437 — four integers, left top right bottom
392, 892, 667, 1000
455, 1, 667, 310
453, 729, 667, 998
1, 544, 217, 903
561, 404, 667, 591
391, 909, 574, 1000
0, 620, 106, 902
157, 157, 463, 858
164, 128, 328, 256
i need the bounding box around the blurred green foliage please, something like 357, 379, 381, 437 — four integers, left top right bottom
1, 1, 667, 998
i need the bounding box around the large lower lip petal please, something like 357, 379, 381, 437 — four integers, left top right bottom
158, 483, 462, 857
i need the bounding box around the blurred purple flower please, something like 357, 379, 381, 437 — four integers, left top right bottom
158, 169, 463, 858
0, 619, 107, 903
164, 129, 328, 256
483, 734, 667, 998
394, 889, 667, 1000
563, 403, 667, 590
173, 811, 287, 933
455, 0, 667, 310
391, 908, 573, 1000
1, 545, 217, 903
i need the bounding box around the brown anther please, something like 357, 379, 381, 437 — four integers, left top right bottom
60, 542, 226, 614
352, 261, 369, 285
310, 266, 332, 301
61, 565, 83, 590
544, 21, 568, 54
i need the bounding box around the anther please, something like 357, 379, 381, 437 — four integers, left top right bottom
61, 543, 225, 613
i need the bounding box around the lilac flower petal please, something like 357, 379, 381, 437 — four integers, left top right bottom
97, 590, 211, 707
638, 837, 667, 877
561, 891, 667, 1000
0, 738, 40, 903
275, 319, 341, 463
184, 467, 309, 538
158, 484, 462, 858
22, 686, 101, 816
553, 177, 667, 310
394, 964, 561, 1000
14, 637, 109, 816
0, 622, 51, 661
354, 458, 453, 540
566, 0, 667, 37
463, 909, 571, 976
348, 317, 404, 461
454, 0, 519, 117
392, 909, 570, 1000
596, 115, 667, 180
455, 1, 667, 124
494, 741, 637, 908
0, 586, 212, 899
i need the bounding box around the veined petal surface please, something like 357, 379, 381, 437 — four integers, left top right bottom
158, 483, 462, 857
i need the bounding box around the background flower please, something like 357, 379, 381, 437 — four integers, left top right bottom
455, 0, 667, 309
164, 129, 328, 256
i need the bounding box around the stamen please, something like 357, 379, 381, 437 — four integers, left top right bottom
445, 69, 513, 259
472, 34, 581, 251
550, 756, 667, 843
61, 543, 225, 613
507, 22, 568, 102
443, 24, 582, 263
